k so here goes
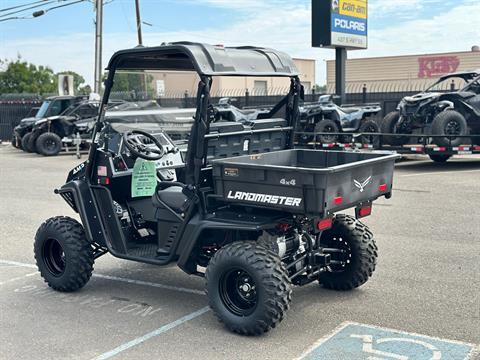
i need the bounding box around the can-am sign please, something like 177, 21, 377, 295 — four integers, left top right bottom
312, 0, 368, 50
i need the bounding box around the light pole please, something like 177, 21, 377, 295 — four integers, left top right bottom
94, 0, 103, 94
135, 0, 142, 46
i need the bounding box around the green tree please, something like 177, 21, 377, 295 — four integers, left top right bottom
0, 57, 92, 95
314, 84, 327, 93
0, 57, 56, 94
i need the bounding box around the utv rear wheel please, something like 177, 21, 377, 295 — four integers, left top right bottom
315, 119, 339, 144
319, 214, 377, 291
431, 110, 468, 147
34, 216, 94, 292
205, 241, 292, 335
381, 111, 409, 146
36, 132, 62, 156
21, 133, 34, 152
429, 154, 451, 163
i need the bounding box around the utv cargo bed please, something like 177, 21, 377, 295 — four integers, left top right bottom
212, 149, 400, 215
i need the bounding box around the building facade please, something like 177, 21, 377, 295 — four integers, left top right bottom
150, 58, 316, 98
326, 47, 480, 93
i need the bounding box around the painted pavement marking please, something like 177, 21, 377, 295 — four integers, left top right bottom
93, 306, 210, 360
0, 259, 204, 296
0, 272, 37, 286
297, 322, 478, 360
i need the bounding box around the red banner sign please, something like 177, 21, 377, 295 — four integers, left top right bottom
418, 56, 460, 78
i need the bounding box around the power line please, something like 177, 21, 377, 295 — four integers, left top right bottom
0, 0, 57, 18
0, 0, 48, 13
32, 0, 86, 17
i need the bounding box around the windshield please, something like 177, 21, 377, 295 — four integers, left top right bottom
425, 76, 470, 92
461, 75, 480, 93
35, 101, 51, 118
105, 70, 199, 132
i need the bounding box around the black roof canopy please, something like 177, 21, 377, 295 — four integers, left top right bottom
106, 42, 299, 77
438, 69, 480, 81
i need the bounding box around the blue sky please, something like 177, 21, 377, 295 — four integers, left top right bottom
1, 0, 479, 86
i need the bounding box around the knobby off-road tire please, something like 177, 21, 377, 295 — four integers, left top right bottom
34, 216, 94, 292
205, 241, 292, 335
429, 154, 451, 163
315, 119, 340, 144
36, 132, 62, 156
21, 132, 34, 152
381, 111, 409, 146
358, 119, 380, 146
431, 110, 468, 147
319, 214, 377, 291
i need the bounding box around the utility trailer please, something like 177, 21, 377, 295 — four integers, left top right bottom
295, 131, 480, 163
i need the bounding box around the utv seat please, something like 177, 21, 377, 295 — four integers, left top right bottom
153, 186, 189, 213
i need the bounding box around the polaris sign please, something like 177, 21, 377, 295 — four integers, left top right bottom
312, 0, 368, 50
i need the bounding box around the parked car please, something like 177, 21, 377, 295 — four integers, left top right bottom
381, 69, 480, 147
13, 95, 88, 151
298, 94, 381, 144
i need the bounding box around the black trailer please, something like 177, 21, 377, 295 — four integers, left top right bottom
295, 131, 480, 163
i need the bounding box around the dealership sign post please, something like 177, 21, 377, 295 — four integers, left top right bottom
312, 0, 368, 103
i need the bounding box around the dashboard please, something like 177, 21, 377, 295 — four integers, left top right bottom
108, 130, 185, 181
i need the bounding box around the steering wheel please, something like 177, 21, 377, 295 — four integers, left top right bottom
123, 130, 165, 160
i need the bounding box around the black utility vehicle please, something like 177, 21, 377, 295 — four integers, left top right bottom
29, 100, 99, 156
298, 94, 381, 144
382, 70, 480, 148
34, 43, 399, 335
13, 95, 88, 151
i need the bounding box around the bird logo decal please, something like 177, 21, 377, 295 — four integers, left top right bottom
354, 176, 372, 192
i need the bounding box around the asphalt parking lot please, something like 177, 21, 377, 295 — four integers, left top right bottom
0, 145, 479, 360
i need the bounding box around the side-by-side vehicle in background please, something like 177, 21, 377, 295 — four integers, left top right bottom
381, 70, 480, 153
33, 42, 399, 335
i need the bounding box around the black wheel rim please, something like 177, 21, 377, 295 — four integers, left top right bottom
42, 238, 66, 276
318, 125, 337, 143
321, 236, 352, 273
445, 120, 461, 137
45, 139, 57, 151
362, 125, 377, 143
219, 268, 258, 316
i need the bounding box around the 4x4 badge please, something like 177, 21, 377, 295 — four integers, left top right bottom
354, 176, 372, 192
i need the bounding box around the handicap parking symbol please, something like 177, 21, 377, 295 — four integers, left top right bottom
300, 322, 476, 360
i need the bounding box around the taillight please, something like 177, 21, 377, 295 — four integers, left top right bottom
317, 218, 333, 231
378, 184, 387, 192
333, 196, 343, 206
356, 205, 372, 218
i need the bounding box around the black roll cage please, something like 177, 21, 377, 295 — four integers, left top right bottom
86, 42, 302, 187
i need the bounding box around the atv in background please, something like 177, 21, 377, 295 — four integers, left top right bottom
29, 100, 100, 156
382, 70, 480, 149
298, 94, 381, 144
13, 95, 88, 151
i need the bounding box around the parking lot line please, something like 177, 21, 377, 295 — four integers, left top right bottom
93, 306, 210, 360
0, 259, 204, 296
0, 272, 37, 286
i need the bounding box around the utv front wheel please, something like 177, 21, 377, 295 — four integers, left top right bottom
34, 216, 94, 292
205, 241, 292, 335
431, 110, 468, 147
319, 214, 377, 291
36, 132, 62, 156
